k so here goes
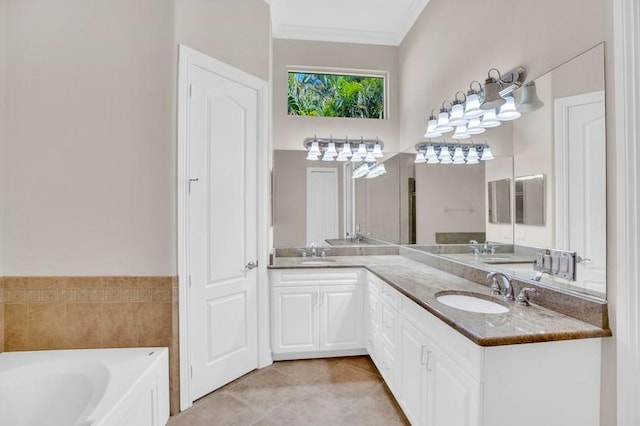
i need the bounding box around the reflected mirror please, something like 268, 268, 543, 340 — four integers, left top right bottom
515, 175, 545, 225
488, 179, 512, 224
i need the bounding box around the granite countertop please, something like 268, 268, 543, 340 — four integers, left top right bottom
269, 255, 611, 347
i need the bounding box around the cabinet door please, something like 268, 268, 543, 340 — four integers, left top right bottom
398, 317, 429, 426
319, 285, 364, 351
366, 288, 382, 367
272, 286, 319, 354
427, 344, 481, 426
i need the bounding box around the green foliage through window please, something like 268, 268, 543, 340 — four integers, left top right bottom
288, 72, 385, 119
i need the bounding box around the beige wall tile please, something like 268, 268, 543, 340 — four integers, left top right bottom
4, 277, 27, 290
137, 302, 172, 347
28, 303, 66, 350
67, 277, 102, 289
27, 277, 67, 290
100, 303, 140, 347
4, 304, 28, 350
101, 277, 135, 288
66, 303, 103, 349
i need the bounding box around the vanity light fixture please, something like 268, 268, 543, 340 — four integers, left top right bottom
496, 94, 522, 121
466, 117, 486, 134
414, 142, 495, 165
517, 81, 545, 113
481, 69, 506, 110
452, 124, 471, 139
304, 136, 384, 164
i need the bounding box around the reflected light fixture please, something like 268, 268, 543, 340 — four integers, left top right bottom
518, 81, 544, 113
481, 145, 495, 161
496, 95, 521, 121
414, 142, 494, 165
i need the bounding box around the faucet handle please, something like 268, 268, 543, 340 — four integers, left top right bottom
298, 248, 307, 258
517, 287, 537, 306
320, 248, 330, 258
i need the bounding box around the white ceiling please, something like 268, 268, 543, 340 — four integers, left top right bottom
266, 0, 430, 46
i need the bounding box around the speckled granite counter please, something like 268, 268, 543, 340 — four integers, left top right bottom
269, 255, 611, 347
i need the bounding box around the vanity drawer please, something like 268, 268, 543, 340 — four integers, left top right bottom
381, 302, 398, 349
271, 269, 363, 287
380, 282, 400, 311
367, 272, 384, 293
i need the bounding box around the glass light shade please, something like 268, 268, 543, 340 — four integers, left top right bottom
452, 125, 471, 139
481, 146, 495, 161
364, 152, 376, 162
353, 164, 369, 179
463, 93, 484, 119
322, 151, 334, 161
427, 156, 440, 164
306, 153, 319, 161
415, 152, 427, 164
326, 142, 338, 156
357, 143, 368, 156
336, 152, 349, 162
372, 143, 383, 158
481, 78, 506, 110
350, 153, 362, 162
467, 118, 486, 134
435, 111, 454, 133
425, 145, 438, 159
448, 103, 468, 126
424, 119, 442, 138
440, 155, 453, 165
497, 95, 521, 121
452, 146, 465, 160
480, 109, 501, 128
466, 157, 480, 165
341, 143, 353, 157
518, 81, 544, 113
466, 146, 479, 161
453, 157, 466, 165
309, 141, 321, 156
438, 146, 451, 161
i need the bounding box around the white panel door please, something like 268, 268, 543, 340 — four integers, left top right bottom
188, 64, 258, 400
319, 284, 364, 351
306, 168, 338, 246
272, 286, 319, 353
555, 91, 606, 293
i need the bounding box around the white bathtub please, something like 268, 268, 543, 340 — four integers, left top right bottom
0, 347, 169, 426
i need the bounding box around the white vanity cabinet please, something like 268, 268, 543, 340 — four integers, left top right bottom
270, 268, 366, 359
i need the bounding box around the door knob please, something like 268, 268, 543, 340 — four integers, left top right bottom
245, 261, 258, 270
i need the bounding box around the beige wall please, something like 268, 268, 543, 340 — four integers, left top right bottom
272, 39, 399, 152
0, 0, 6, 277
415, 163, 485, 244
174, 0, 270, 81
273, 150, 344, 247
1, 0, 271, 276
400, 1, 615, 423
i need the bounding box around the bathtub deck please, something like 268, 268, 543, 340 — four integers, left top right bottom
168, 356, 408, 425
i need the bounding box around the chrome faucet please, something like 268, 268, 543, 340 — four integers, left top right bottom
487, 271, 514, 301
483, 241, 496, 255
469, 240, 480, 255
310, 242, 317, 258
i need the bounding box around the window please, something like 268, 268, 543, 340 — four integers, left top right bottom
287, 71, 385, 119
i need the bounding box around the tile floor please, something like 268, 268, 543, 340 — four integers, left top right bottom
168, 356, 409, 425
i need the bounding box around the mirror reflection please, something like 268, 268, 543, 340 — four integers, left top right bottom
488, 179, 512, 224
515, 175, 545, 225
272, 43, 606, 300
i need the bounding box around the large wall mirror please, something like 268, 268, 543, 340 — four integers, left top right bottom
272, 43, 606, 300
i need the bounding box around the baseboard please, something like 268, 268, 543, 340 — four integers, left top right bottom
272, 348, 368, 361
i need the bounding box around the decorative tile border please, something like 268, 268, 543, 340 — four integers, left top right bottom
0, 277, 174, 304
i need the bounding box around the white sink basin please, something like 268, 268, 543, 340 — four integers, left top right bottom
436, 292, 509, 314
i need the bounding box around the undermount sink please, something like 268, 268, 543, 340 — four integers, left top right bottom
435, 291, 509, 314
300, 258, 335, 265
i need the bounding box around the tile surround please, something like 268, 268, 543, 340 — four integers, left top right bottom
0, 276, 180, 415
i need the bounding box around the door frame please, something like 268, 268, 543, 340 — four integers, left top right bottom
177, 45, 271, 411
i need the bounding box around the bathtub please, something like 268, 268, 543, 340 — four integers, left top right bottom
0, 347, 169, 426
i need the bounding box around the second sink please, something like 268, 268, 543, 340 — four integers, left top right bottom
436, 291, 509, 314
